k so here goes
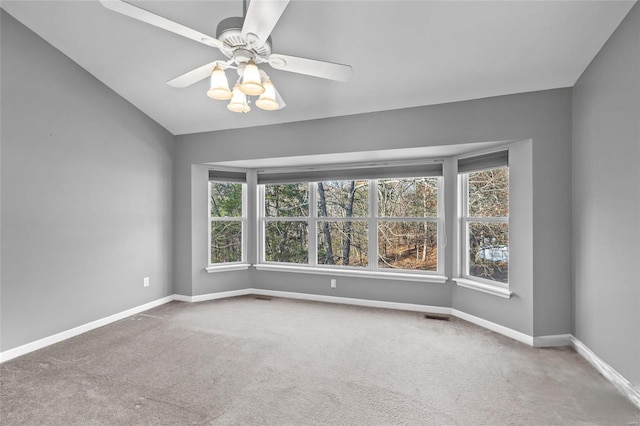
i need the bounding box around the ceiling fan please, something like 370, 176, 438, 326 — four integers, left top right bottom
99, 0, 353, 113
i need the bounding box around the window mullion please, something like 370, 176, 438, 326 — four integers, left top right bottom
437, 176, 444, 274
369, 180, 377, 271
372, 217, 439, 222
208, 182, 212, 266
466, 217, 508, 223
242, 184, 248, 264
210, 217, 244, 222
258, 184, 264, 264
309, 182, 318, 267
462, 176, 469, 277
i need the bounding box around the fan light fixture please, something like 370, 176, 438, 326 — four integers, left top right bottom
208, 62, 280, 113
255, 79, 279, 111
207, 65, 232, 100
227, 84, 251, 113
239, 61, 264, 96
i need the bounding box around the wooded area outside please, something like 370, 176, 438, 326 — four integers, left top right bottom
262, 178, 440, 271
377, 178, 438, 271
264, 183, 309, 263
209, 170, 507, 280
210, 182, 243, 264
465, 167, 509, 283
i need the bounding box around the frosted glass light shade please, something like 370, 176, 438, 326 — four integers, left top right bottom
255, 80, 279, 111
239, 61, 264, 96
227, 85, 250, 113
207, 65, 232, 100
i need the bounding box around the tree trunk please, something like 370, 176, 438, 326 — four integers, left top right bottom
342, 181, 356, 266
317, 183, 334, 264
422, 222, 428, 261
422, 185, 428, 261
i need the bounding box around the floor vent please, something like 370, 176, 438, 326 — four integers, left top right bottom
424, 313, 450, 321
255, 296, 273, 301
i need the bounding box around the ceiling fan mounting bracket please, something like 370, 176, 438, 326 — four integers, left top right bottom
216, 16, 272, 64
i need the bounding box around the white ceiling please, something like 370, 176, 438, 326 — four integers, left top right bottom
2, 1, 635, 136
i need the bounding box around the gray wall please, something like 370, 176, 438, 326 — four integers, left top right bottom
175, 88, 573, 338
573, 3, 640, 386
0, 11, 175, 352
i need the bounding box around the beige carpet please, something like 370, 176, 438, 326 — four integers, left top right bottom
2, 295, 638, 425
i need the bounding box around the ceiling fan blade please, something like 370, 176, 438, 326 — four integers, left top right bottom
241, 0, 290, 47
167, 61, 220, 88
99, 0, 223, 49
274, 87, 286, 110
268, 54, 353, 82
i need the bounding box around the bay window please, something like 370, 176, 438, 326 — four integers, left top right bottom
257, 162, 444, 277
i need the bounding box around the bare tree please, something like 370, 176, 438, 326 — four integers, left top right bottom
342, 180, 356, 265
317, 182, 334, 264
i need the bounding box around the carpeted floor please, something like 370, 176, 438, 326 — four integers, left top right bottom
1, 296, 639, 425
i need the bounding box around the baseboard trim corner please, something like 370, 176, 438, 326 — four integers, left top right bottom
0, 295, 175, 363
172, 289, 252, 303
570, 336, 640, 410
533, 334, 572, 348
451, 309, 534, 346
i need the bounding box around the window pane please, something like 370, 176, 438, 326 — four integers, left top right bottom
468, 167, 509, 218
468, 222, 509, 283
378, 221, 437, 271
317, 221, 368, 267
210, 221, 242, 263
264, 221, 308, 264
378, 177, 438, 217
264, 183, 309, 217
210, 182, 243, 217
317, 180, 368, 218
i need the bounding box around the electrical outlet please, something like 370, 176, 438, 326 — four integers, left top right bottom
331, 279, 336, 289
143, 277, 149, 287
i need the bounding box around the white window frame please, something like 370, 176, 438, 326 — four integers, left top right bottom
259, 182, 311, 266
456, 166, 510, 296
207, 180, 248, 272
258, 177, 445, 281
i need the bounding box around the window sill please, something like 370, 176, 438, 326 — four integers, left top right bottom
453, 278, 513, 299
205, 264, 251, 273
254, 264, 448, 283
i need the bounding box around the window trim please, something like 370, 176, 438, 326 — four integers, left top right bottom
458, 163, 510, 292
208, 180, 249, 269
254, 264, 448, 283
258, 177, 445, 277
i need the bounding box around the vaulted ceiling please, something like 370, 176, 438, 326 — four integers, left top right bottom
1, 1, 635, 135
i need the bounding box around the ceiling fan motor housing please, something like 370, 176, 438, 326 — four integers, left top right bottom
216, 16, 272, 61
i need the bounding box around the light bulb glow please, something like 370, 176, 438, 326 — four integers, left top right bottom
239, 61, 264, 96
227, 84, 250, 113
255, 80, 279, 111
207, 65, 232, 100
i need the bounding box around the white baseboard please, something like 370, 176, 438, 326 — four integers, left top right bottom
451, 308, 535, 346
172, 294, 193, 302
174, 289, 251, 303
533, 334, 573, 348
0, 295, 175, 363
249, 288, 451, 315
571, 336, 640, 410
